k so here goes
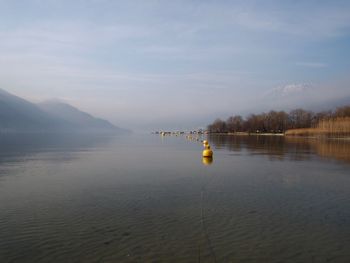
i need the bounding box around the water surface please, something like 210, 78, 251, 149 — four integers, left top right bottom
0, 133, 350, 262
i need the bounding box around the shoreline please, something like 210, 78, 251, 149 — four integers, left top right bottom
207, 133, 350, 140
208, 132, 284, 136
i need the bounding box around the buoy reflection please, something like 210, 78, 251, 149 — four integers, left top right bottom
202, 156, 213, 166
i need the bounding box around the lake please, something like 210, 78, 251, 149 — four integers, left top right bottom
0, 133, 350, 262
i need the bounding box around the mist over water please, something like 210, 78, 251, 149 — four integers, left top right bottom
0, 134, 350, 262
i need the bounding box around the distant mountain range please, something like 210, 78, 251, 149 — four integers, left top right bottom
0, 88, 129, 133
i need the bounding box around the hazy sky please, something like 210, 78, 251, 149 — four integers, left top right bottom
1, 0, 350, 131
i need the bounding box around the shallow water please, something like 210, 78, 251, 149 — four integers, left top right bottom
0, 133, 350, 263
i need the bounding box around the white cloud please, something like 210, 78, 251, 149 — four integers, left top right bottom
266, 83, 311, 97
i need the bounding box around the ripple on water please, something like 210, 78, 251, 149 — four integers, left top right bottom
1, 135, 350, 262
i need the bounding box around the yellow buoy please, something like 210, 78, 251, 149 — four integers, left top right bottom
203, 140, 209, 147
202, 145, 213, 157
202, 156, 213, 165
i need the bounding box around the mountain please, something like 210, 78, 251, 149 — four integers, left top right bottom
0, 88, 128, 133
0, 89, 62, 132
37, 100, 128, 133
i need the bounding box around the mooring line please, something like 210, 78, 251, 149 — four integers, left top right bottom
200, 185, 217, 263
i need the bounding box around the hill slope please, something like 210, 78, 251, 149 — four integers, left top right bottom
38, 100, 127, 133
0, 89, 127, 133
0, 89, 62, 132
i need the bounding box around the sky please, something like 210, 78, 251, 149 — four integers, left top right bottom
0, 0, 350, 131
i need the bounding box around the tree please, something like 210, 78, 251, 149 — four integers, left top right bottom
226, 115, 243, 132
334, 106, 350, 118
207, 105, 350, 133
289, 109, 313, 129
245, 114, 265, 133
207, 118, 227, 133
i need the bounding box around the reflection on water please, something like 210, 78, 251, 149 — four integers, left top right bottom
302, 138, 350, 163
0, 133, 116, 182
0, 133, 114, 153
0, 133, 113, 164
0, 134, 350, 262
209, 134, 350, 164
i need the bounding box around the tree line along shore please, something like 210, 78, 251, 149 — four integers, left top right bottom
207, 105, 350, 138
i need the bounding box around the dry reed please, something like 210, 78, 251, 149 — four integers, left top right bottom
285, 117, 350, 137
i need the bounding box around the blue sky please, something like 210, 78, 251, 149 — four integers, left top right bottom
0, 0, 350, 130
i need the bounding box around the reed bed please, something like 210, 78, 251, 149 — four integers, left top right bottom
285, 117, 350, 137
